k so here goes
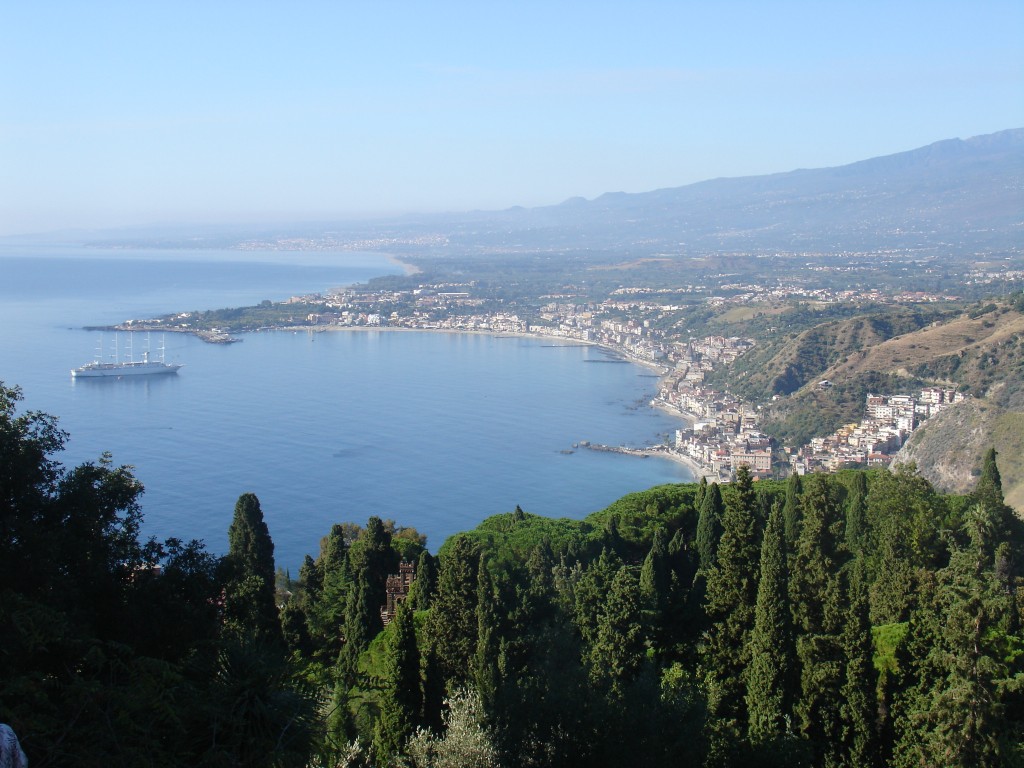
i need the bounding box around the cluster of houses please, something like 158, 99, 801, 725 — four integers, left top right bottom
790, 388, 966, 474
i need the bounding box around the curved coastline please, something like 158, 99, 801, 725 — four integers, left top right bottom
291, 323, 719, 482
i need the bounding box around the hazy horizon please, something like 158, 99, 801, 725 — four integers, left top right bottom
3, 1, 1022, 237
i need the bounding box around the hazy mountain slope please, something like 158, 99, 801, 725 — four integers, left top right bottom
458, 128, 1024, 254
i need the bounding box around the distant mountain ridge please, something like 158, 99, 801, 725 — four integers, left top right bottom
443, 128, 1023, 255
10, 128, 1021, 257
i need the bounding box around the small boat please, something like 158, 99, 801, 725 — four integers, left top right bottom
71, 334, 183, 378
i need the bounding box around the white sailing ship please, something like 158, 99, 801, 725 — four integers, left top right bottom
71, 333, 183, 378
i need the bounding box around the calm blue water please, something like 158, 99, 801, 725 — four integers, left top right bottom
0, 245, 691, 571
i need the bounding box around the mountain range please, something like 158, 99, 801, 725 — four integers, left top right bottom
436, 127, 1023, 255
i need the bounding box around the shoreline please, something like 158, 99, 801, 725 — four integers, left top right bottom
296, 324, 717, 481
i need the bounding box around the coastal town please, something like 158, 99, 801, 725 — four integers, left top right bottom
118, 272, 975, 482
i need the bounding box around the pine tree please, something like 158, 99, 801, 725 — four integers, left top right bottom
222, 492, 282, 645
745, 502, 797, 745
374, 601, 422, 761
696, 482, 725, 572
703, 465, 761, 725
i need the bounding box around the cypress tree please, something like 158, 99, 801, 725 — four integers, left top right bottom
789, 475, 847, 762
312, 524, 351, 653
695, 476, 708, 510
696, 482, 725, 572
374, 601, 422, 761
348, 515, 395, 638
844, 471, 869, 557
869, 513, 916, 625
573, 547, 623, 648
640, 528, 671, 616
745, 502, 797, 745
338, 570, 374, 687
425, 535, 479, 688
410, 549, 437, 611
789, 474, 846, 635
893, 505, 1015, 767
839, 557, 879, 768
795, 570, 846, 766
589, 566, 646, 700
473, 554, 501, 713
223, 492, 282, 645
782, 472, 803, 547
703, 465, 761, 724
975, 447, 1005, 511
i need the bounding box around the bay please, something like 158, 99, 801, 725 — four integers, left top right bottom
0, 245, 692, 572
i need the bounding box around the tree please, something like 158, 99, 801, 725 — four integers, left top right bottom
222, 493, 282, 644
789, 475, 846, 635
640, 527, 671, 626
974, 447, 1005, 512
838, 557, 879, 768
190, 634, 319, 768
374, 602, 422, 761
339, 570, 375, 687
893, 505, 1020, 767
472, 554, 501, 712
406, 689, 501, 768
745, 502, 797, 745
782, 472, 803, 547
588, 566, 646, 700
703, 465, 761, 727
695, 482, 725, 572
844, 471, 868, 557
411, 550, 438, 611
348, 515, 397, 639
425, 536, 480, 688
789, 475, 848, 762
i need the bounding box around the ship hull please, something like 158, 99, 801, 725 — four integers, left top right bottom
71, 362, 183, 378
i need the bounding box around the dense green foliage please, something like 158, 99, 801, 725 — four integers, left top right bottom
3, 380, 1024, 766
0, 383, 317, 766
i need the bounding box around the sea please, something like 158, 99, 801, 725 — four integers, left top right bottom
0, 244, 693, 572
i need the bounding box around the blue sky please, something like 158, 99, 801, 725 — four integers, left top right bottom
2, 1, 1021, 235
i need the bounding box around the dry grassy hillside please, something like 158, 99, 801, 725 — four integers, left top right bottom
817, 306, 1024, 399
754, 301, 1024, 448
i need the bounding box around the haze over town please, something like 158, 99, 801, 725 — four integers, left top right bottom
2, 1, 1022, 236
